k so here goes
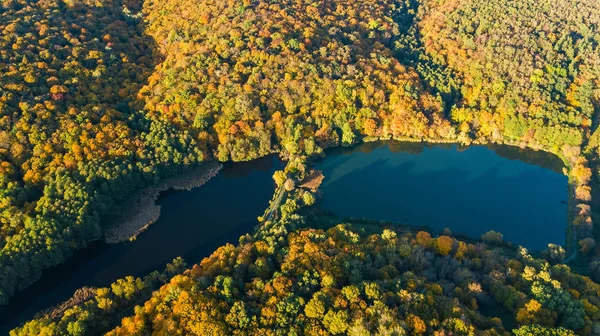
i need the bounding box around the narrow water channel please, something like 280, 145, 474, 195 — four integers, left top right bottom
0, 155, 283, 333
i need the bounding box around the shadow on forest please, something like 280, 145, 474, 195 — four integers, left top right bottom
390, 0, 463, 115
0, 0, 172, 332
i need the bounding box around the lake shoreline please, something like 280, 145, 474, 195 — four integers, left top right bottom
366, 135, 578, 255
104, 160, 223, 244
6, 140, 572, 334
314, 136, 571, 252
105, 135, 577, 250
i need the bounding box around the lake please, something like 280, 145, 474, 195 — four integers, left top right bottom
315, 141, 567, 250
1, 141, 567, 332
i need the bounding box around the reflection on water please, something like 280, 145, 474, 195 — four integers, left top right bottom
487, 143, 565, 174
315, 141, 567, 251
1, 155, 283, 333
1, 142, 567, 332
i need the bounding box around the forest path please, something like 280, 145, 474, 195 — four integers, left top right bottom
265, 187, 285, 222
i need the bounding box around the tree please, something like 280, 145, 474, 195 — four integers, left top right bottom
302, 192, 316, 206
513, 325, 576, 336
588, 258, 600, 282
341, 123, 356, 146
323, 310, 349, 334
284, 178, 296, 191
579, 238, 596, 255
226, 301, 251, 329
416, 231, 432, 247
482, 231, 503, 244
407, 314, 426, 334
305, 294, 326, 319
273, 171, 287, 187
435, 236, 454, 256
542, 244, 565, 264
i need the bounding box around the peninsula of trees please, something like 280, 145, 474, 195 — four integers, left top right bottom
12, 166, 600, 335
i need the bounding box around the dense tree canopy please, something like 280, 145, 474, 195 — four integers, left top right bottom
13, 180, 600, 335
416, 0, 600, 147
0, 0, 203, 304
1, 0, 600, 327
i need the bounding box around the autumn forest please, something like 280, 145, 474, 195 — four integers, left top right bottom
2, 0, 600, 334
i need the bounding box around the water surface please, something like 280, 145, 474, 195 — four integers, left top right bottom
315, 141, 567, 250
1, 142, 568, 332
0, 156, 282, 333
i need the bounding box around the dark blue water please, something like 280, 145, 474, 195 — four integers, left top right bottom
2, 142, 568, 332
315, 141, 567, 251
0, 156, 283, 333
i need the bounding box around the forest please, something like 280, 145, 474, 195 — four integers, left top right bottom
1, 0, 600, 333
11, 169, 600, 335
